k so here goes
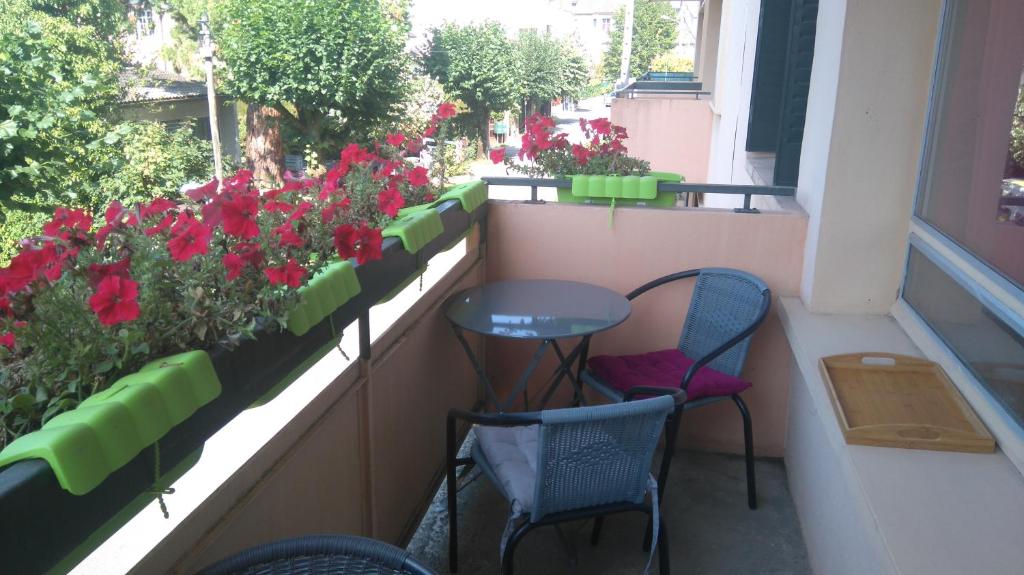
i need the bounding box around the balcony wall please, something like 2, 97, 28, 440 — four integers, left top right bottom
611, 96, 714, 183
485, 201, 807, 456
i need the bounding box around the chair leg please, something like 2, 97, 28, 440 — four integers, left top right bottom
657, 515, 670, 575
732, 394, 757, 510
446, 417, 460, 573
590, 516, 605, 546
501, 522, 534, 575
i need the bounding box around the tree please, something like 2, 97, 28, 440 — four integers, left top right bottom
215, 0, 411, 178
423, 22, 521, 152
650, 53, 694, 73
602, 0, 680, 82
0, 3, 123, 214
516, 32, 589, 118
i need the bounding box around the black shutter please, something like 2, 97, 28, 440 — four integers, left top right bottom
746, 0, 794, 152
773, 0, 819, 186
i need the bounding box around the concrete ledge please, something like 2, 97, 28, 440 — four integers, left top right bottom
779, 296, 1024, 575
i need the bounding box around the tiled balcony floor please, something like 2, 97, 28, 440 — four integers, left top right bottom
407, 447, 811, 574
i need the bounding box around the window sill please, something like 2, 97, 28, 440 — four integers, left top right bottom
778, 296, 1024, 575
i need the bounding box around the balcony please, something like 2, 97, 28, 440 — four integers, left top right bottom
9, 181, 802, 574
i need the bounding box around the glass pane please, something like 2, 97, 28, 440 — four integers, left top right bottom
904, 246, 1024, 429
915, 0, 1024, 288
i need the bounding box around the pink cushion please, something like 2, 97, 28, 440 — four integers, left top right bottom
588, 349, 751, 401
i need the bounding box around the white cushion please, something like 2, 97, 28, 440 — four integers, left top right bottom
474, 425, 539, 511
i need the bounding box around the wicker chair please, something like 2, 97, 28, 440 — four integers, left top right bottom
446, 389, 684, 575
578, 268, 771, 510
197, 534, 437, 575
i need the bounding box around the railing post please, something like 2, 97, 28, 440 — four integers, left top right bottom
358, 310, 371, 360
734, 193, 760, 214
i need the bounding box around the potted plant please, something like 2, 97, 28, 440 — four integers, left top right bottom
492, 113, 682, 207
0, 135, 444, 492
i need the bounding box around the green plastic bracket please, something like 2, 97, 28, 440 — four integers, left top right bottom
435, 180, 487, 213
398, 180, 488, 217
0, 351, 221, 495
286, 259, 361, 337
382, 208, 444, 254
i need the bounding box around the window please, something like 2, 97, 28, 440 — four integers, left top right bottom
135, 8, 154, 39
742, 0, 819, 186
601, 17, 611, 32
905, 0, 1024, 440
915, 0, 1024, 289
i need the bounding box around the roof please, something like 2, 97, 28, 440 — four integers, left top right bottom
119, 68, 208, 103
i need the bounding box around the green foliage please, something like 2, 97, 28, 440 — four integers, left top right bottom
28, 0, 128, 39
516, 31, 590, 108
423, 22, 522, 149
215, 0, 411, 152
394, 74, 446, 137
603, 0, 680, 82
97, 122, 215, 208
1009, 86, 1023, 177
650, 53, 694, 73
0, 4, 124, 214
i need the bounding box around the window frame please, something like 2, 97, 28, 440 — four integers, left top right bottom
901, 0, 1024, 466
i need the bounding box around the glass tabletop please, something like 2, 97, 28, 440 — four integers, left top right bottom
445, 279, 631, 339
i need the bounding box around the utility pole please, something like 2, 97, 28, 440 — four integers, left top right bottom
198, 14, 224, 183
618, 0, 636, 90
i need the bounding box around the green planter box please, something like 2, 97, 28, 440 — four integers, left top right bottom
0, 351, 221, 495
556, 172, 683, 207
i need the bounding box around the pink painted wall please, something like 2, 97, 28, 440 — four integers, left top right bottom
485, 202, 807, 456
611, 97, 714, 183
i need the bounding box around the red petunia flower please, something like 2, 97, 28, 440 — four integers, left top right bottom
0, 331, 14, 351
3, 242, 60, 292
87, 258, 132, 288
221, 169, 253, 193
272, 223, 305, 248
144, 213, 175, 237
423, 123, 437, 138
355, 224, 383, 264
321, 198, 351, 223
334, 224, 358, 261
222, 253, 245, 281
232, 242, 265, 268
141, 198, 177, 219
489, 149, 505, 164
185, 179, 220, 202
264, 258, 306, 288
43, 207, 93, 240
166, 213, 212, 262
571, 144, 591, 166
88, 275, 140, 326
406, 166, 430, 187
436, 102, 458, 120
377, 185, 405, 218
589, 118, 612, 136
221, 193, 260, 239
386, 133, 406, 147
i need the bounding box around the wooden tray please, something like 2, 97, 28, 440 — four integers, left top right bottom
819, 353, 995, 453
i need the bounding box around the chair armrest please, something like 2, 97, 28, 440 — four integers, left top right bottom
622, 386, 687, 406
625, 269, 700, 301
447, 408, 542, 428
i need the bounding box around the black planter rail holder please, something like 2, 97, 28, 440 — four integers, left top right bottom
0, 196, 486, 575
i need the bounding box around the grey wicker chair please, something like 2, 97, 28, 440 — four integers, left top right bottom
446, 388, 684, 575
197, 534, 437, 575
578, 268, 771, 510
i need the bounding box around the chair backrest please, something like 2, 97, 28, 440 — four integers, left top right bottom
530, 395, 674, 522
197, 534, 437, 575
678, 268, 770, 377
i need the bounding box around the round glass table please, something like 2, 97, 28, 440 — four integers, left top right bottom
445, 279, 631, 411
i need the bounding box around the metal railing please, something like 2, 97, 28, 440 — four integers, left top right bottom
481, 177, 795, 214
